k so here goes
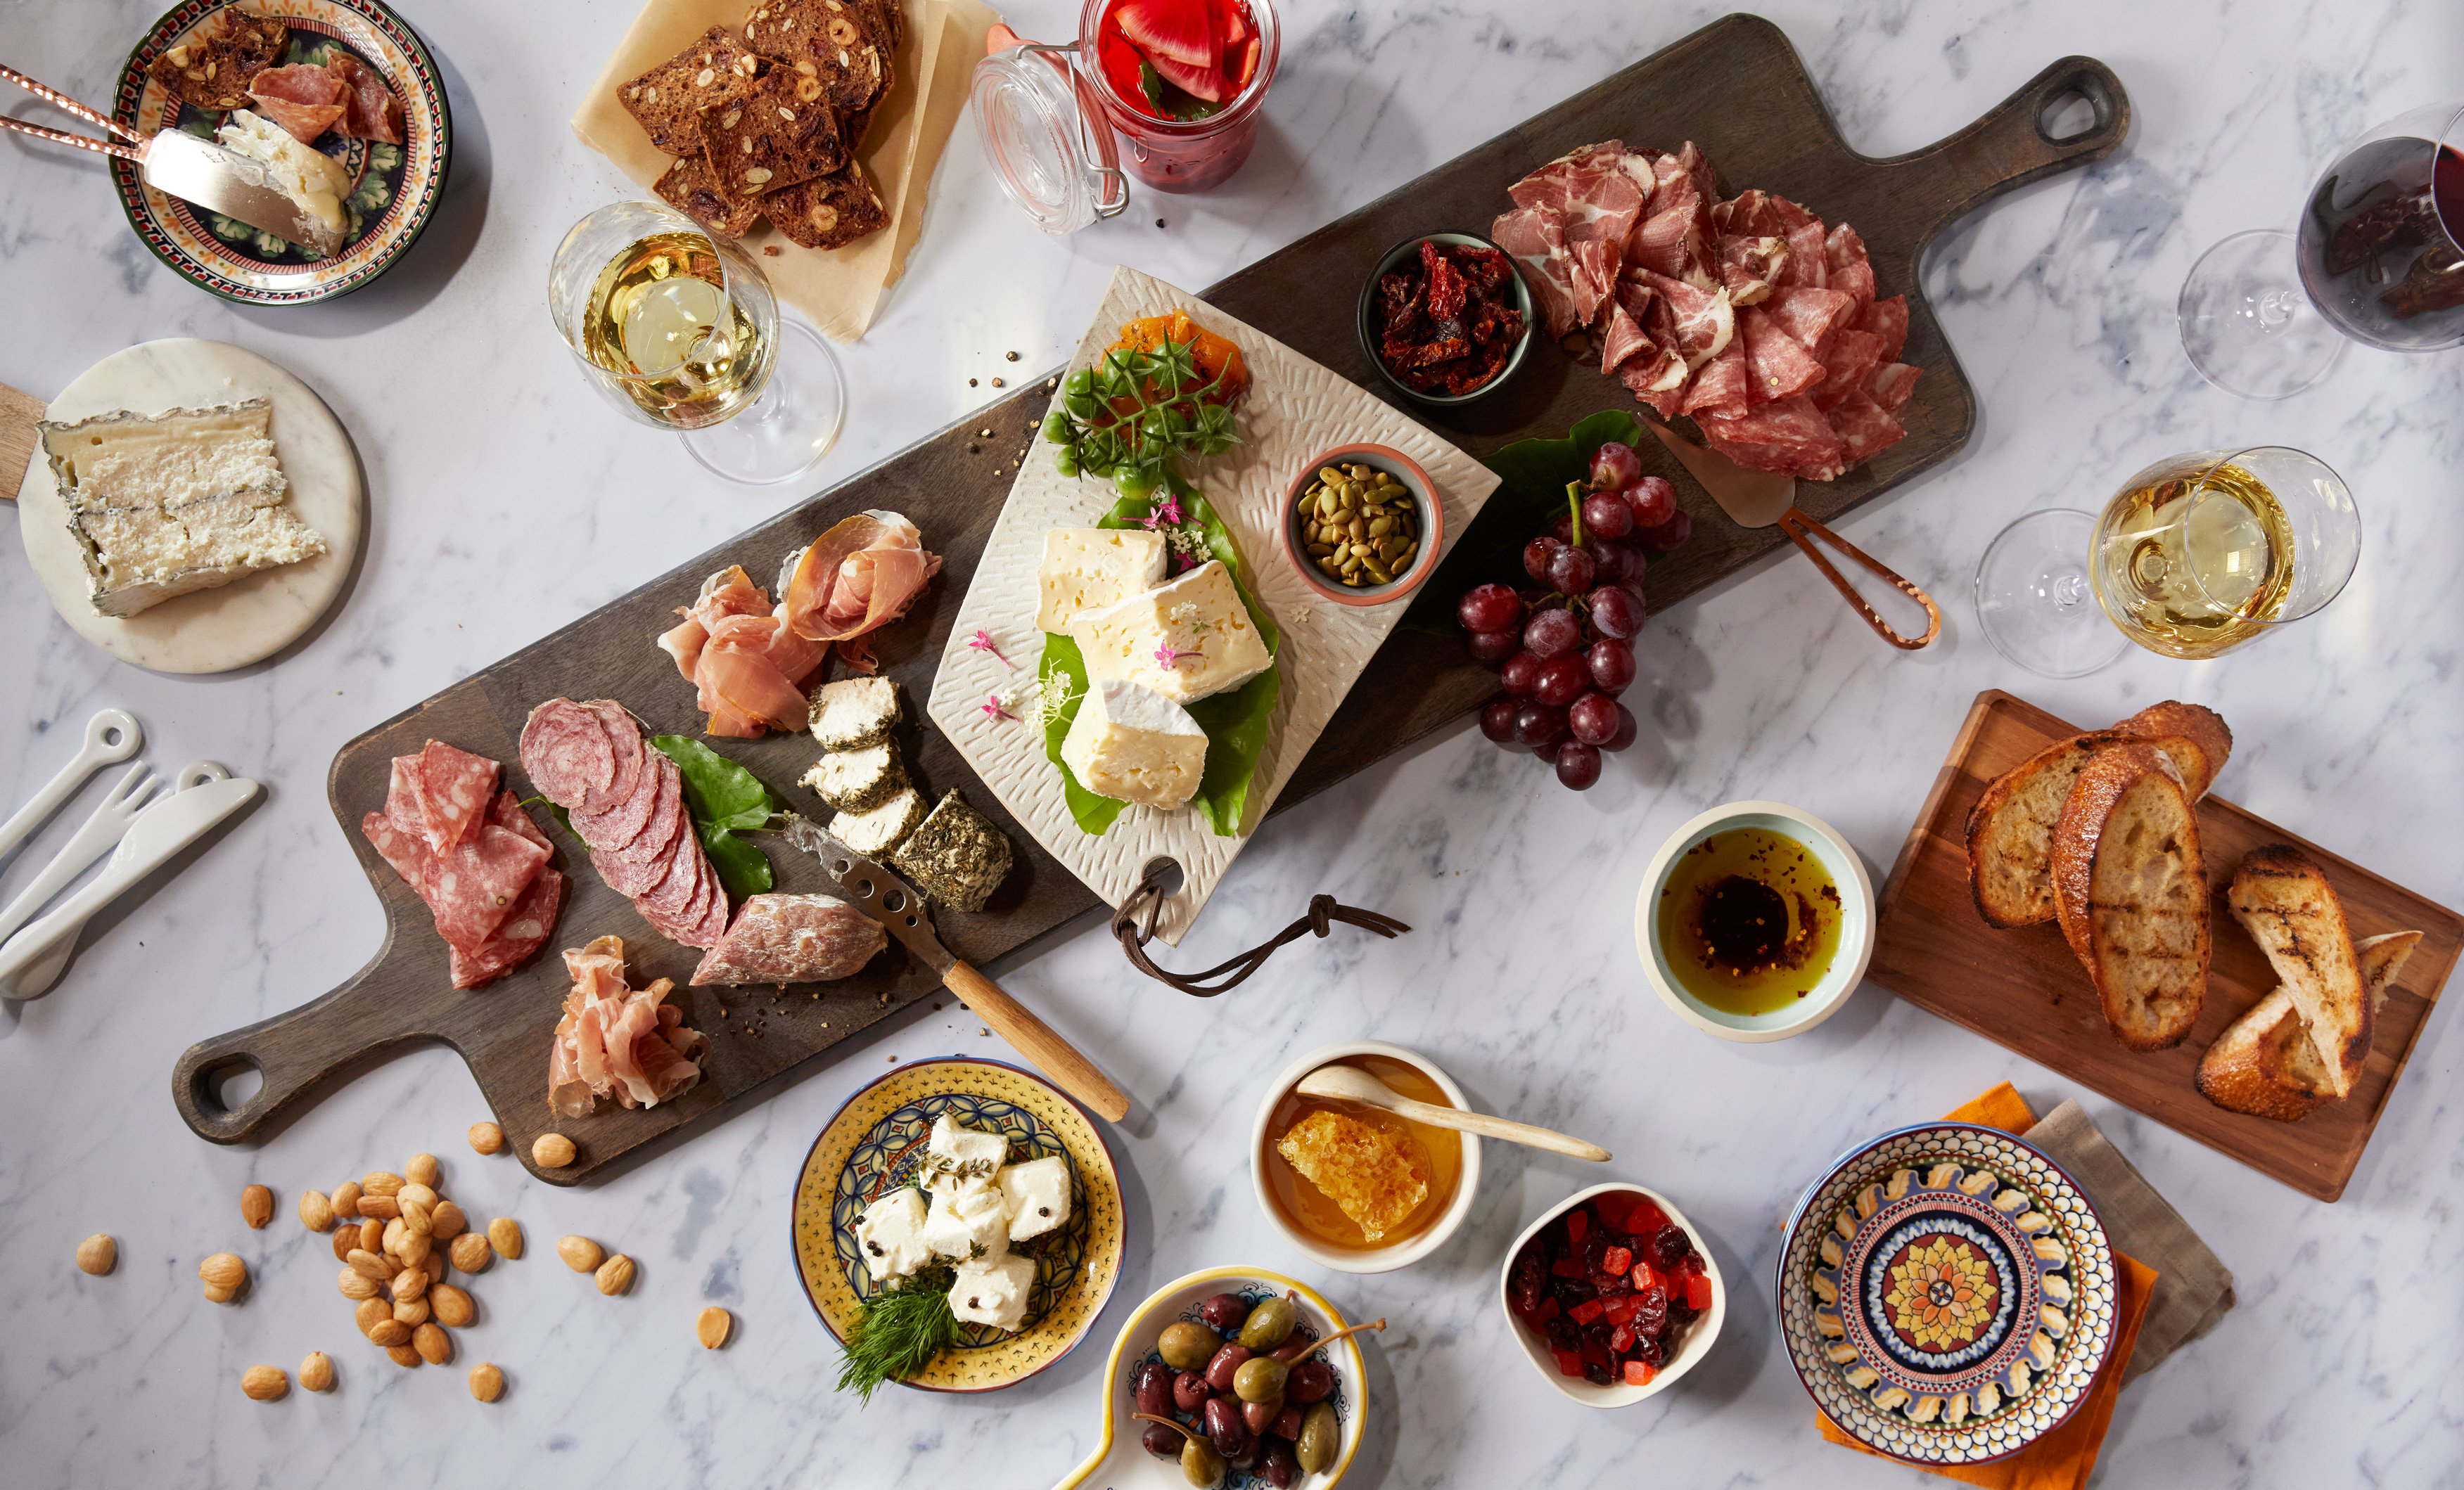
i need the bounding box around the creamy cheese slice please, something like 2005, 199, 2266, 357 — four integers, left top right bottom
997, 1154, 1073, 1242
37, 399, 327, 618
1061, 679, 1208, 810
1036, 527, 1167, 632
922, 1176, 1010, 1262
215, 110, 350, 250
1066, 559, 1272, 705
852, 1188, 931, 1281
947, 1252, 1037, 1331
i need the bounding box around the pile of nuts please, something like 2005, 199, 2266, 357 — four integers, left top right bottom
1295, 462, 1422, 589
307, 1151, 504, 1378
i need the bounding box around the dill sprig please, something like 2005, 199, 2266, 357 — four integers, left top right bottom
835, 1264, 961, 1403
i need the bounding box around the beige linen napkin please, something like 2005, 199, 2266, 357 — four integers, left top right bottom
2024, 1098, 2236, 1382
571, 0, 995, 342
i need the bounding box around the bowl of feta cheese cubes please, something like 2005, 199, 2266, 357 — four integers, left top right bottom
794, 1058, 1125, 1393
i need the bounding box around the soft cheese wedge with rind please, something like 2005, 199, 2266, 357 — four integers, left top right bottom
1036, 527, 1167, 632
38, 398, 327, 617
1061, 679, 1208, 810
1067, 558, 1271, 705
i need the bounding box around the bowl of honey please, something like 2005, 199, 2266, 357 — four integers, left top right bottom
1633, 802, 1875, 1042
1250, 1043, 1479, 1273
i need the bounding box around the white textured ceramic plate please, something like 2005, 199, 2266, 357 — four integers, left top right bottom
926, 267, 1498, 944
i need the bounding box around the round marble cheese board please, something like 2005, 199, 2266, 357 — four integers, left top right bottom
14, 338, 364, 674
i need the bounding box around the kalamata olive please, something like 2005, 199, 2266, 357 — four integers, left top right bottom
1196, 1292, 1250, 1332
1172, 1369, 1210, 1413
1241, 1396, 1280, 1433
1287, 1359, 1336, 1403
1225, 1434, 1260, 1472
1237, 1295, 1298, 1351
1158, 1321, 1220, 1372
1271, 1404, 1305, 1439
1204, 1341, 1253, 1393
1181, 1438, 1227, 1489
1260, 1438, 1301, 1489
1142, 1421, 1185, 1460
1296, 1401, 1340, 1474
1202, 1395, 1253, 1458
1232, 1356, 1289, 1404
1134, 1359, 1174, 1418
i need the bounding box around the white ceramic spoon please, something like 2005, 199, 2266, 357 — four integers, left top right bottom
0, 709, 141, 861
1296, 1063, 1612, 1162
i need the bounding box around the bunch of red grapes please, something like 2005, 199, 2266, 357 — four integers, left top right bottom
1455, 441, 1692, 791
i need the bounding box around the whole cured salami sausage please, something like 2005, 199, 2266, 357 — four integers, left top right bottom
690, 894, 886, 985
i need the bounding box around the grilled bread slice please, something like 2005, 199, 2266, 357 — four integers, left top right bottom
2050, 743, 2211, 1049
1965, 702, 2231, 927
2226, 845, 2370, 1098
2197, 930, 2421, 1119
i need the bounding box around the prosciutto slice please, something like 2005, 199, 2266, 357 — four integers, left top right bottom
782, 510, 943, 669
246, 65, 349, 143
549, 937, 705, 1117
659, 565, 826, 738
359, 744, 559, 989
1490, 205, 1582, 337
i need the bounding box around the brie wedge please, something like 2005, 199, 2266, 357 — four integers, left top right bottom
1036, 527, 1168, 632
1067, 559, 1272, 705
37, 399, 327, 618
1061, 679, 1208, 810
214, 110, 350, 255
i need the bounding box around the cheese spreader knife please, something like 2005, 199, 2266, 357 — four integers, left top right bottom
0, 63, 345, 257
1642, 418, 1941, 650
781, 813, 1130, 1122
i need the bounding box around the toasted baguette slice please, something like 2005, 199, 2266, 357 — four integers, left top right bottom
2050, 743, 2210, 1049
2226, 845, 2369, 1098
1965, 702, 2230, 928
2196, 930, 2420, 1119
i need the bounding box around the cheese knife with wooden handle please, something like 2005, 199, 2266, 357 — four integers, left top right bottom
780, 813, 1131, 1122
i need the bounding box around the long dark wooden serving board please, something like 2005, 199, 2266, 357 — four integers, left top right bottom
175, 17, 2130, 1181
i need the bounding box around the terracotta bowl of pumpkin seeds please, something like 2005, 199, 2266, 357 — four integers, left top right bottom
1279, 444, 1443, 606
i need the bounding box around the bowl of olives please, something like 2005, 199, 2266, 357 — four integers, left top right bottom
1049, 1266, 1378, 1490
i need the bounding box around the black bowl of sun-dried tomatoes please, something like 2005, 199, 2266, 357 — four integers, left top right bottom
1358, 232, 1534, 406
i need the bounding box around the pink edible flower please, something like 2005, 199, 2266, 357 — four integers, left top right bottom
1139, 496, 1187, 530
967, 628, 1010, 667
1154, 643, 1197, 670
1169, 551, 1198, 574
980, 693, 1017, 721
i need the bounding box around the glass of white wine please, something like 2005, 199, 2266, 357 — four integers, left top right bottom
549, 200, 845, 485
1975, 447, 2360, 676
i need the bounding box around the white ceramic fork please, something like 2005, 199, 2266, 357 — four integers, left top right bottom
0, 762, 164, 949
0, 709, 142, 863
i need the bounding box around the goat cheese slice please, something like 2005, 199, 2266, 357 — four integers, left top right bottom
1066, 560, 1272, 705
997, 1154, 1073, 1242
922, 1176, 1009, 1262
1060, 679, 1208, 811
947, 1252, 1038, 1331
852, 1188, 931, 1281
1036, 527, 1168, 633
926, 1114, 1009, 1179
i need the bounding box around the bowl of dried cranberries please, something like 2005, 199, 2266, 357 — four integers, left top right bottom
1358, 232, 1534, 406
1499, 1183, 1723, 1406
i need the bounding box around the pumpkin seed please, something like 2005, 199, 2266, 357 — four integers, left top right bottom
1368, 515, 1393, 539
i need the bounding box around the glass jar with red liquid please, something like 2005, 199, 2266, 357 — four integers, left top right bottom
972, 0, 1279, 233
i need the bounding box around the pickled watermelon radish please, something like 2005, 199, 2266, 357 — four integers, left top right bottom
1111, 0, 1219, 71
1100, 0, 1260, 117
1146, 48, 1226, 105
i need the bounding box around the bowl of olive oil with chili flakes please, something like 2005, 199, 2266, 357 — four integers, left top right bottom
1635, 802, 1875, 1041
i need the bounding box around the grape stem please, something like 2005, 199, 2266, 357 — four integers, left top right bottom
1564, 480, 1586, 548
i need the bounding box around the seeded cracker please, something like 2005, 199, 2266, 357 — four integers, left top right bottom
653, 155, 764, 240
701, 67, 846, 199
149, 11, 288, 112
619, 27, 765, 158
765, 164, 888, 250
888, 790, 1014, 913
1275, 1110, 1431, 1243
741, 0, 891, 116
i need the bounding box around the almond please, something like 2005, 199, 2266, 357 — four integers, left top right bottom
347, 1250, 392, 1283
298, 1189, 334, 1232
392, 1295, 430, 1328
467, 1122, 505, 1155
430, 1200, 468, 1240
422, 1250, 447, 1284
406, 1152, 440, 1189
487, 1217, 523, 1259
369, 1318, 411, 1348
449, 1231, 493, 1273
339, 1267, 379, 1301
391, 1265, 429, 1302
696, 1306, 732, 1349
398, 1230, 433, 1268
355, 1297, 392, 1338
331, 1181, 362, 1217
382, 1219, 407, 1257
357, 1218, 383, 1254
558, 1235, 604, 1273
357, 1193, 400, 1221
76, 1234, 116, 1276
413, 1322, 452, 1365
595, 1254, 636, 1296
241, 1185, 274, 1229
399, 1182, 438, 1211
386, 1342, 422, 1368
362, 1171, 403, 1198
468, 1361, 505, 1401
532, 1133, 576, 1169
430, 1282, 475, 1328
241, 1365, 287, 1401
400, 1197, 433, 1236
694, 66, 717, 87
299, 1351, 334, 1393
330, 1226, 359, 1263
199, 1253, 248, 1299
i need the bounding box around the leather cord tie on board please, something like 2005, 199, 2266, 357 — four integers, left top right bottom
1111, 868, 1410, 996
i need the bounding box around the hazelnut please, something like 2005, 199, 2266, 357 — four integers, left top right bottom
467, 1122, 504, 1156
76, 1234, 116, 1276
696, 1306, 733, 1349
469, 1362, 505, 1402
298, 1189, 334, 1232
595, 1254, 636, 1296
486, 1217, 523, 1260
299, 1351, 335, 1393
240, 1185, 274, 1229
241, 1366, 287, 1401
558, 1235, 604, 1273
532, 1133, 576, 1169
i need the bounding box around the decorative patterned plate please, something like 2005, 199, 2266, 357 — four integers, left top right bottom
1776, 1122, 2119, 1465
792, 1058, 1124, 1393
110, 0, 452, 304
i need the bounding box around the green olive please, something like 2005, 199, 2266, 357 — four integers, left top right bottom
1180, 1437, 1227, 1489
1158, 1321, 1220, 1373
1232, 1356, 1289, 1404
1296, 1401, 1339, 1474
1237, 1296, 1297, 1351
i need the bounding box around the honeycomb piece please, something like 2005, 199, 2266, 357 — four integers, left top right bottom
1276, 1110, 1430, 1242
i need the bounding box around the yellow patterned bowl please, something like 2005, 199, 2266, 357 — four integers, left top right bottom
793, 1058, 1124, 1393
1051, 1266, 1371, 1490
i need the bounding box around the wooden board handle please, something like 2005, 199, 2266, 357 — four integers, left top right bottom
943, 960, 1130, 1122
1, 379, 43, 500
1884, 56, 2131, 250
172, 954, 440, 1143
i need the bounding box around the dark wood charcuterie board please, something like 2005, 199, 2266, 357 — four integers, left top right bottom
1871, 692, 2461, 1202
174, 16, 2131, 1182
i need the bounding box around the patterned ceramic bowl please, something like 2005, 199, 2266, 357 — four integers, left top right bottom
1052, 1266, 1372, 1490
1777, 1122, 2120, 1466
1498, 1182, 1726, 1408
112, 0, 452, 304
792, 1058, 1124, 1393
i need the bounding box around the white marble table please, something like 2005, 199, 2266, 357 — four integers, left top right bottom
4, 2, 2460, 1485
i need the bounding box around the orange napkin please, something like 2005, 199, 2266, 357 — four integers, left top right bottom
1813, 1083, 2158, 1490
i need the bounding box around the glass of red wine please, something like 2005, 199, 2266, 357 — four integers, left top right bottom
2179, 102, 2464, 399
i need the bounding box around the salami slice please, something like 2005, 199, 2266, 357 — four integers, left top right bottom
414, 740, 501, 855
450, 867, 564, 989
690, 893, 884, 984
657, 852, 729, 950
361, 809, 436, 903
384, 756, 427, 840
489, 790, 554, 854
593, 763, 686, 897
428, 825, 551, 951
586, 700, 647, 810
519, 698, 618, 814
633, 830, 705, 920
